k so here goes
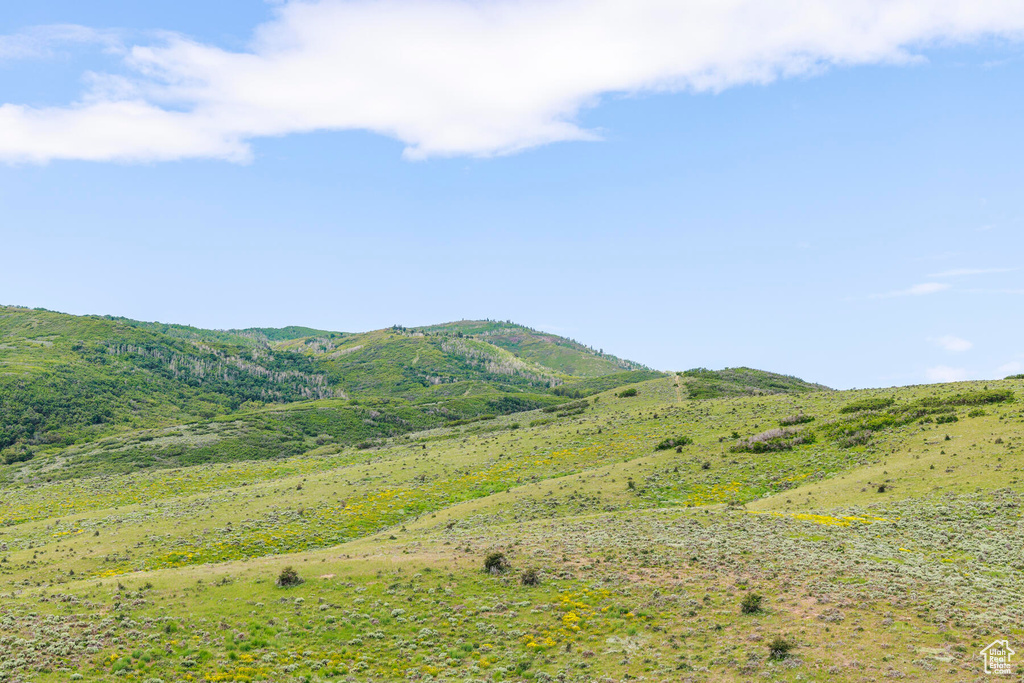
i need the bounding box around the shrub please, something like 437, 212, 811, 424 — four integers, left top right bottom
1007, 374, 1024, 380
837, 430, 872, 448
484, 551, 510, 575
740, 593, 763, 614
731, 427, 814, 453
779, 413, 815, 426
839, 397, 895, 414
520, 568, 540, 586
617, 388, 638, 398
877, 484, 887, 493
276, 566, 303, 587
542, 400, 588, 414
918, 389, 1014, 407
935, 414, 958, 424
768, 636, 794, 660
655, 436, 693, 451
2, 448, 33, 465
968, 408, 986, 418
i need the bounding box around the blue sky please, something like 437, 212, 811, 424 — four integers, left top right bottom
1, 1, 1022, 389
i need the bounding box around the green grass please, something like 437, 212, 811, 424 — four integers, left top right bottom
5, 305, 1022, 681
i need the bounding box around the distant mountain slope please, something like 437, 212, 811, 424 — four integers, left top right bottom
292, 327, 568, 396
0, 306, 346, 450
1, 305, 829, 472
0, 307, 651, 457
417, 320, 647, 377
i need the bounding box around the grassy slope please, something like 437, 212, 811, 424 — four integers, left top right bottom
419, 320, 647, 377
680, 366, 831, 399
0, 308, 663, 463
1, 375, 1022, 681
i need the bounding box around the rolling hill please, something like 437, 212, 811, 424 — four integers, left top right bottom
1, 307, 682, 465
0, 369, 1020, 682
19, 305, 1024, 681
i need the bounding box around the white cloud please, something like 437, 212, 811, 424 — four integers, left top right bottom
929, 335, 972, 352
925, 365, 968, 383
999, 361, 1023, 376
1, 0, 1024, 163
874, 282, 951, 298
927, 267, 1013, 277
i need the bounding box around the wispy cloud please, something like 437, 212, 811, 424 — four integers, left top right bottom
998, 361, 1023, 376
0, 24, 119, 62
2, 0, 1024, 163
927, 267, 1013, 277
925, 365, 968, 383
929, 335, 972, 352
873, 282, 951, 299
964, 288, 1024, 295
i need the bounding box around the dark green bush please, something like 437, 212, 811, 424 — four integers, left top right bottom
484, 551, 510, 574
2, 447, 34, 465
740, 593, 763, 614
655, 436, 693, 451
520, 568, 540, 586
779, 413, 815, 426
918, 389, 1014, 407
768, 636, 794, 659
839, 397, 894, 414
617, 388, 638, 398
276, 566, 303, 587
542, 400, 588, 414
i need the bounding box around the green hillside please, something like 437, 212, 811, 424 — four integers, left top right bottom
419, 320, 647, 377
0, 372, 1020, 683
0, 307, 344, 451
27, 305, 1022, 682
0, 307, 670, 465
681, 366, 831, 399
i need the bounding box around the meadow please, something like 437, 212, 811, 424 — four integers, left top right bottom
2, 366, 1023, 682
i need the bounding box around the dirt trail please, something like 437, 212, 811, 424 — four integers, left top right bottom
673, 375, 684, 403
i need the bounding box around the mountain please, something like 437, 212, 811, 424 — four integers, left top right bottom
0, 307, 671, 459
417, 319, 647, 377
